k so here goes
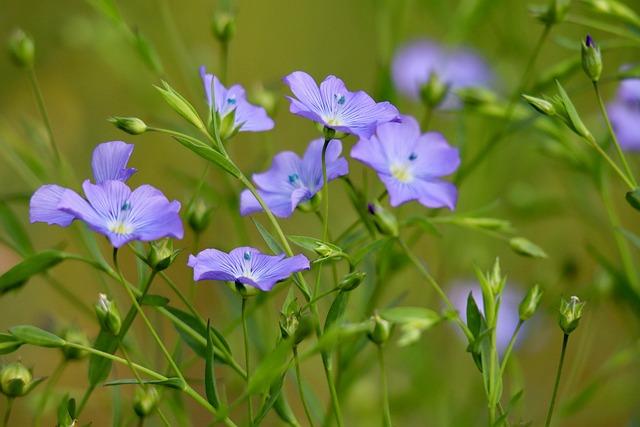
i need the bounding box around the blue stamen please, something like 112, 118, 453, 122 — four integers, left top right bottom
227, 97, 237, 105
243, 251, 252, 261
408, 152, 418, 161
288, 173, 300, 184
335, 94, 346, 105
121, 201, 131, 211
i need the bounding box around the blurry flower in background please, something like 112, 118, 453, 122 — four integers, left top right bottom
283, 71, 400, 138
392, 39, 494, 109
351, 116, 459, 209
199, 65, 275, 135
240, 138, 349, 217
188, 246, 310, 291
448, 281, 525, 353
607, 78, 640, 151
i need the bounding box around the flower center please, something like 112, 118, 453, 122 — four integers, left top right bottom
390, 163, 414, 183
288, 173, 300, 185
108, 220, 133, 235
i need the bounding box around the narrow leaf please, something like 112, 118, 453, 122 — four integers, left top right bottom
0, 250, 71, 294
205, 320, 220, 408
10, 325, 65, 348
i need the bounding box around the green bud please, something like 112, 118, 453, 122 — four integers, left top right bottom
147, 239, 180, 271
625, 188, 640, 212
368, 313, 392, 345
133, 386, 160, 418
156, 81, 205, 131
8, 29, 34, 68
229, 281, 260, 297
419, 72, 449, 109
509, 237, 548, 259
109, 116, 147, 135
60, 327, 90, 361
95, 293, 122, 335
522, 94, 556, 116
217, 109, 240, 141
337, 271, 366, 292
519, 284, 543, 321
367, 201, 399, 237
551, 81, 593, 140
250, 85, 278, 117
212, 11, 236, 44
457, 87, 498, 107
581, 35, 602, 82
187, 198, 213, 234
0, 362, 33, 398
559, 295, 585, 334
313, 243, 343, 259
297, 192, 321, 213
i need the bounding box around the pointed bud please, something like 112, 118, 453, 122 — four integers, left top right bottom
60, 327, 90, 361
419, 72, 449, 109
519, 284, 543, 321
368, 313, 392, 345
367, 201, 399, 237
212, 11, 236, 44
523, 94, 556, 116
457, 87, 498, 107
156, 81, 205, 131
187, 198, 213, 234
509, 237, 548, 258
109, 117, 147, 135
0, 362, 33, 398
147, 239, 180, 272
7, 29, 34, 69
217, 108, 240, 141
133, 386, 160, 418
337, 271, 366, 292
625, 188, 640, 212
95, 293, 122, 335
581, 35, 602, 82
553, 81, 593, 140
559, 295, 585, 334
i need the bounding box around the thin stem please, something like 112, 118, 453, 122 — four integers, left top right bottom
593, 81, 637, 187
220, 41, 229, 84
499, 320, 524, 377
293, 347, 315, 427
33, 359, 67, 426
3, 398, 13, 427
27, 67, 61, 164
241, 297, 254, 421
421, 105, 433, 131
377, 345, 392, 427
321, 138, 331, 242
584, 134, 635, 189
545, 334, 570, 427
397, 238, 472, 340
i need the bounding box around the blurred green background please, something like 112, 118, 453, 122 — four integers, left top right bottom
2, 0, 640, 425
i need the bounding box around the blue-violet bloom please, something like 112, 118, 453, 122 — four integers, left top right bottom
240, 138, 349, 218
200, 65, 274, 134
351, 116, 460, 209
188, 246, 310, 291
30, 141, 183, 247
392, 39, 493, 109
608, 78, 640, 151
283, 71, 400, 138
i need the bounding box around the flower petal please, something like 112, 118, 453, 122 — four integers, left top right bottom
250, 253, 310, 291
412, 132, 461, 178
200, 65, 214, 107
91, 141, 136, 184
283, 71, 324, 116
126, 185, 183, 242
188, 249, 239, 282
30, 185, 77, 226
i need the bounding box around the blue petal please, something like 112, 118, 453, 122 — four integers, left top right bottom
91, 141, 136, 184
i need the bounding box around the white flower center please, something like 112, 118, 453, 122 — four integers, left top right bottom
390, 162, 414, 183
108, 220, 133, 235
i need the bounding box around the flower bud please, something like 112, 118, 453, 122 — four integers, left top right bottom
8, 29, 34, 68
133, 386, 159, 418
419, 72, 449, 109
250, 85, 279, 117
457, 87, 498, 107
337, 271, 366, 292
217, 108, 240, 141
147, 239, 180, 271
519, 284, 543, 321
625, 188, 640, 212
313, 243, 344, 260
109, 116, 147, 135
367, 201, 399, 237
95, 293, 122, 335
368, 313, 392, 345
156, 81, 205, 131
212, 11, 236, 44
559, 295, 585, 334
187, 198, 213, 234
0, 362, 33, 398
581, 35, 602, 82
60, 327, 90, 361
522, 94, 556, 116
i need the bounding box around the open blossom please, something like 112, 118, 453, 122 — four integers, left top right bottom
283, 71, 400, 138
29, 141, 183, 247
188, 246, 310, 291
392, 39, 493, 109
608, 78, 640, 151
200, 65, 274, 134
240, 138, 349, 218
351, 116, 460, 209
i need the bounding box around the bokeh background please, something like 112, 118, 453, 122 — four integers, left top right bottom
2, 0, 640, 426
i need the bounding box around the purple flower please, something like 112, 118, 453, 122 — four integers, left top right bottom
283, 71, 400, 138
392, 39, 493, 109
188, 246, 310, 291
449, 281, 525, 353
351, 116, 460, 210
240, 138, 349, 218
29, 142, 183, 248
608, 78, 640, 151
200, 66, 274, 134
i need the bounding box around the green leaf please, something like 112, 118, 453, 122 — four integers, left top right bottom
172, 134, 241, 178
140, 294, 170, 307
10, 325, 65, 348
205, 320, 220, 408
304, 321, 372, 358
351, 237, 391, 266
132, 29, 164, 75
85, 0, 123, 24
247, 338, 295, 396
252, 220, 284, 254
57, 394, 75, 427
509, 237, 548, 259
288, 235, 343, 254
0, 250, 71, 294
380, 307, 441, 346
0, 201, 33, 256
166, 306, 207, 358
324, 291, 349, 332
404, 216, 441, 237
88, 330, 118, 387
103, 378, 185, 389
0, 333, 23, 354
156, 81, 205, 130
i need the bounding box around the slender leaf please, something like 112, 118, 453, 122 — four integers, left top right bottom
0, 250, 71, 294
103, 378, 185, 389
0, 201, 33, 256
205, 320, 220, 408
10, 325, 65, 348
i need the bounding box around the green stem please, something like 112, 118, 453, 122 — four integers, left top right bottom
593, 81, 637, 187
377, 345, 392, 427
220, 41, 229, 84
545, 334, 569, 427
241, 297, 254, 422
499, 320, 524, 377
33, 359, 67, 426
584, 134, 635, 189
3, 398, 13, 427
421, 105, 433, 131
321, 137, 331, 242
397, 238, 472, 340
294, 347, 315, 427
27, 67, 61, 164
